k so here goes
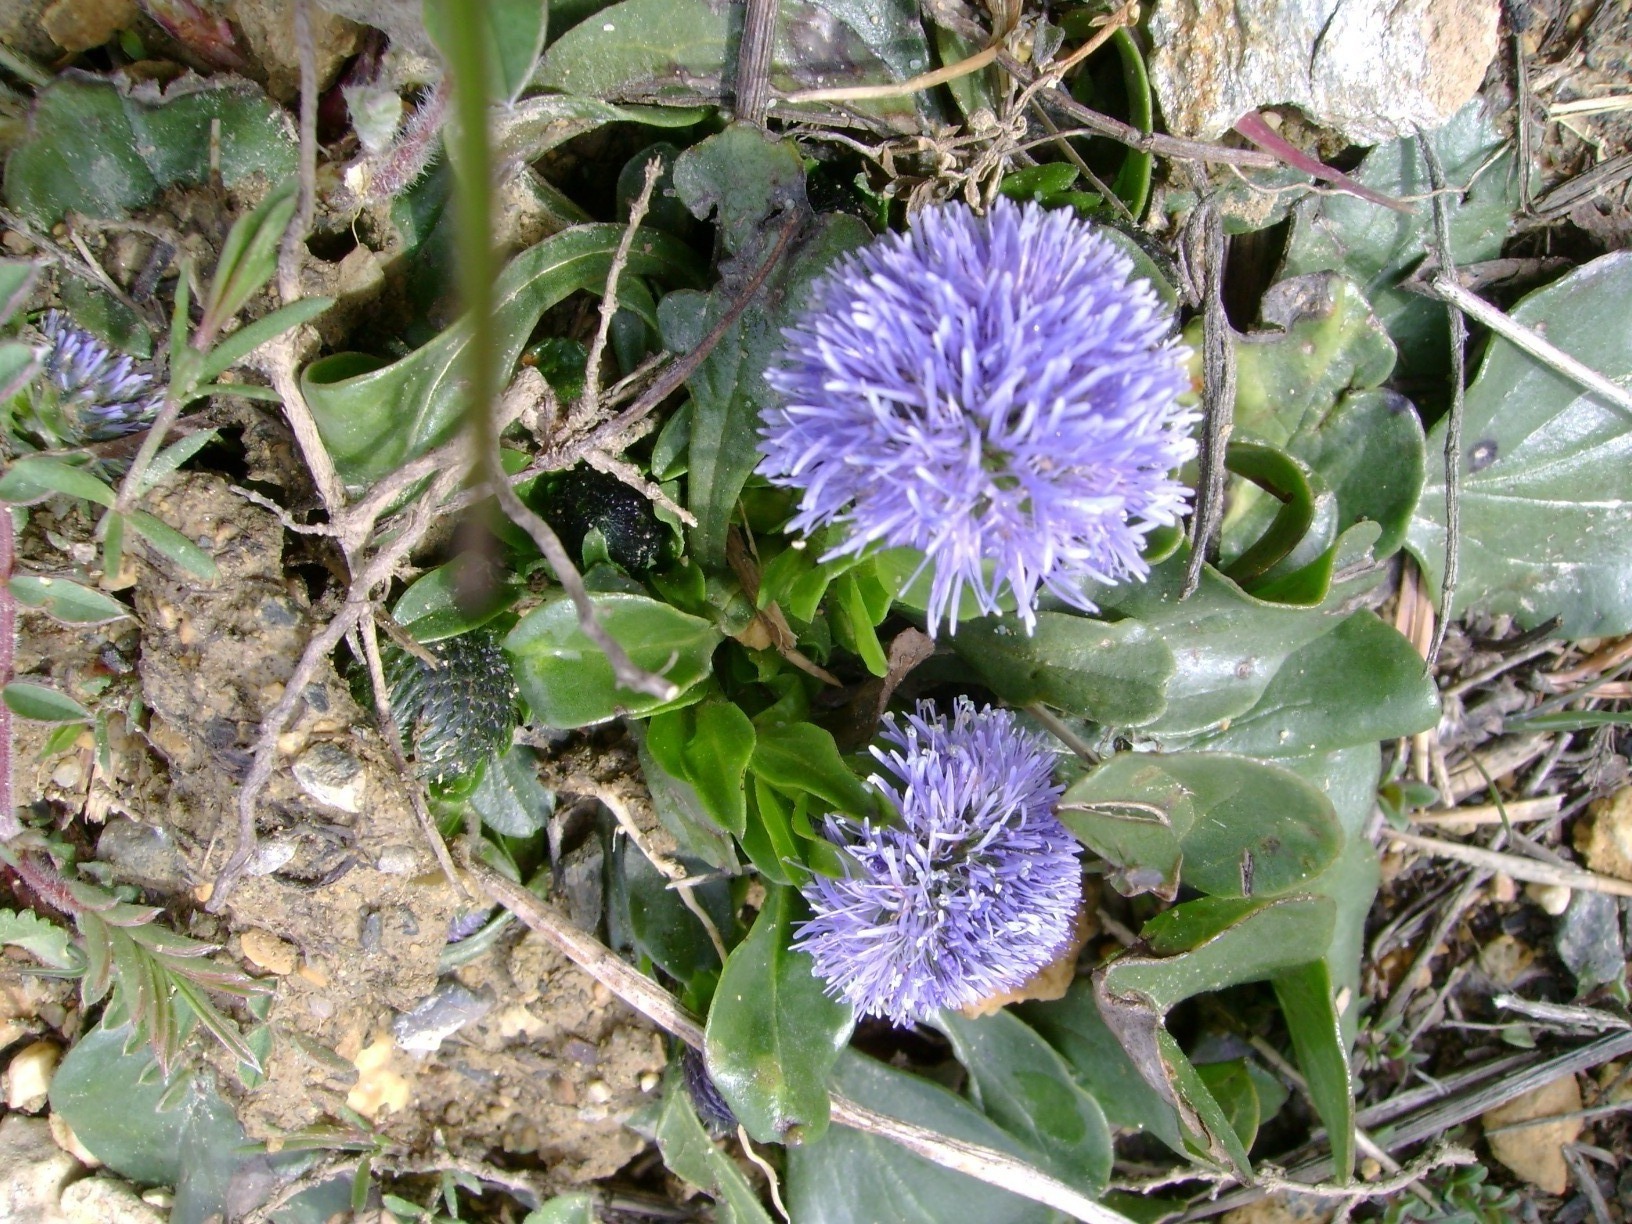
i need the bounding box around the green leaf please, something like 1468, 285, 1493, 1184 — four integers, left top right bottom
48, 1021, 192, 1183
129, 511, 219, 580
1194, 1060, 1260, 1151
5, 75, 296, 226
304, 224, 702, 489
61, 277, 151, 357
1194, 611, 1440, 757
1020, 980, 1185, 1153
648, 699, 755, 837
934, 1009, 1114, 1197
749, 720, 880, 822
631, 720, 739, 869
1061, 752, 1343, 901
51, 1019, 263, 1224
705, 885, 853, 1144
615, 841, 734, 983
538, 0, 918, 120
653, 1069, 776, 1224
424, 0, 548, 105
789, 1050, 1058, 1224
392, 554, 522, 641
742, 776, 799, 884
1279, 100, 1523, 385
950, 611, 1176, 728
8, 575, 131, 625
1220, 441, 1321, 587
201, 178, 299, 341
3, 680, 91, 723
1514, 710, 1632, 731
660, 130, 870, 568
1198, 275, 1424, 565
1406, 250, 1632, 636
523, 1194, 598, 1224
196, 297, 332, 385
468, 745, 555, 836
1108, 895, 1335, 1011
0, 455, 115, 507
492, 96, 707, 167
0, 259, 38, 323
0, 907, 79, 970
0, 339, 39, 402
505, 591, 720, 728
1273, 959, 1355, 1181
1092, 548, 1352, 736
138, 430, 219, 495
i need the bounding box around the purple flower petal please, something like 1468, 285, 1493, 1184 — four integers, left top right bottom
794, 698, 1080, 1025
759, 199, 1197, 635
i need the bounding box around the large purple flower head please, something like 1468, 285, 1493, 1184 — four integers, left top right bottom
760, 198, 1197, 635
794, 698, 1080, 1025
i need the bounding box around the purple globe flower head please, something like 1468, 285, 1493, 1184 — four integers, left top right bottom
760, 198, 1198, 636
794, 697, 1081, 1026
23, 311, 164, 447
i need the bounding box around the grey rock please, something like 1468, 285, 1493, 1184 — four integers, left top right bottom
559, 841, 605, 934
1147, 0, 1499, 144
292, 742, 366, 814
95, 819, 189, 892
392, 982, 494, 1053
1556, 889, 1626, 994
0, 1114, 79, 1224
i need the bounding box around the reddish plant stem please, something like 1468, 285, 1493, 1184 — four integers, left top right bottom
0, 509, 18, 842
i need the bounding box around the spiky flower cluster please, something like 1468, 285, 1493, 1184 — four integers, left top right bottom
15, 311, 164, 448
794, 698, 1080, 1025
385, 629, 519, 783
760, 199, 1198, 635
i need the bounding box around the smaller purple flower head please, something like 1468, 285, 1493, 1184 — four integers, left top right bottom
760, 199, 1198, 635
794, 698, 1080, 1025
23, 311, 163, 446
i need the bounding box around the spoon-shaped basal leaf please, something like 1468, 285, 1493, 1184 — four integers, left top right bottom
704, 885, 853, 1145
302, 224, 704, 491
1407, 250, 1632, 636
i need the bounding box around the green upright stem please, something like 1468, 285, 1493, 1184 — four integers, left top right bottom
439, 8, 498, 459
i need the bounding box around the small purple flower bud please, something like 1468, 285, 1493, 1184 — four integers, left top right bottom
32, 311, 164, 444
681, 1045, 738, 1134
759, 199, 1198, 635
793, 698, 1080, 1026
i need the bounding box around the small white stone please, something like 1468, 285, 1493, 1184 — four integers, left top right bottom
584, 1079, 612, 1104
4, 1040, 61, 1113
48, 1113, 99, 1168
374, 845, 418, 875
61, 1176, 167, 1224
1527, 882, 1572, 916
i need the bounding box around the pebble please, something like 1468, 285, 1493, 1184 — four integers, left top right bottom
96, 819, 189, 892
4, 1041, 61, 1113
374, 845, 418, 875
240, 929, 299, 976
346, 1036, 410, 1120
60, 1177, 165, 1224
292, 743, 366, 814
48, 1114, 98, 1168
392, 983, 494, 1053
1526, 882, 1572, 916
0, 1114, 79, 1223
